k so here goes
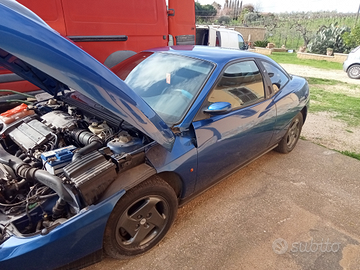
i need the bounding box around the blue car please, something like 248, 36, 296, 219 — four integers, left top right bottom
0, 1, 309, 269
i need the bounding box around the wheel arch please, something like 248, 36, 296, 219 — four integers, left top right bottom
99, 164, 183, 202
301, 105, 307, 124
99, 163, 157, 201
156, 171, 183, 199
346, 63, 360, 72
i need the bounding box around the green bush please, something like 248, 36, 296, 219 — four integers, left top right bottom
244, 12, 261, 23
254, 40, 268, 47
217, 16, 231, 24
342, 24, 360, 51
307, 23, 351, 54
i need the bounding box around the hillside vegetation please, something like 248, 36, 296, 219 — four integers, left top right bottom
195, 3, 358, 51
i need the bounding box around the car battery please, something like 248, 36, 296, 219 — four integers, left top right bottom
41, 145, 77, 175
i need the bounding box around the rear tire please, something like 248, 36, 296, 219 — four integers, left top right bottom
275, 112, 303, 154
347, 64, 360, 79
103, 176, 178, 259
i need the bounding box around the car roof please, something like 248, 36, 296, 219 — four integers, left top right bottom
145, 46, 271, 66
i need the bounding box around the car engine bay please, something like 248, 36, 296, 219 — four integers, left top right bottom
0, 91, 150, 243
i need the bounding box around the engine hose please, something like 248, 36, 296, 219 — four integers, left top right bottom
52, 198, 67, 219
72, 129, 103, 145
18, 153, 27, 160
71, 129, 103, 161
0, 144, 79, 211
72, 140, 103, 161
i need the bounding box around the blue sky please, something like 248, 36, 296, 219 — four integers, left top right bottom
196, 0, 359, 13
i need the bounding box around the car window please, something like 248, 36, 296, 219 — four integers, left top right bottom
207, 60, 265, 110
117, 52, 214, 125
238, 34, 245, 50
261, 61, 289, 93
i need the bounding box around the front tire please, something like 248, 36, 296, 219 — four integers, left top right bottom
103, 176, 178, 259
275, 112, 303, 154
347, 64, 360, 79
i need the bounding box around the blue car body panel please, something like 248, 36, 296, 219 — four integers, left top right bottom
146, 135, 199, 198
270, 75, 310, 144
0, 2, 310, 269
193, 99, 277, 191
0, 191, 125, 270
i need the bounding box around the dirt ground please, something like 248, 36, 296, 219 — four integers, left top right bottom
281, 64, 360, 153
281, 64, 360, 85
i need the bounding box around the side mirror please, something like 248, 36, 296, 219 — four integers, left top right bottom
239, 43, 248, 50
204, 102, 231, 115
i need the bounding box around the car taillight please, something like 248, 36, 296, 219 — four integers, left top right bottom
216, 37, 220, 47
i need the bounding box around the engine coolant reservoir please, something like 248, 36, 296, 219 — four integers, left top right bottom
0, 103, 35, 124
107, 131, 143, 154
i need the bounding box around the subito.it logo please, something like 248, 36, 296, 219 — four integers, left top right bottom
272, 238, 288, 254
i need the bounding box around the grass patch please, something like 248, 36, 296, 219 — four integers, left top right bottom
340, 151, 360, 161
306, 76, 360, 126
269, 52, 343, 70
306, 77, 340, 85
309, 87, 360, 126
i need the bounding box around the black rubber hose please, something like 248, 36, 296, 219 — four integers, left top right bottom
0, 144, 24, 170
0, 144, 78, 209
72, 140, 103, 161
71, 129, 103, 161
72, 129, 103, 145
33, 169, 76, 207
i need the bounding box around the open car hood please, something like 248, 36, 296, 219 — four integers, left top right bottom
0, 1, 175, 151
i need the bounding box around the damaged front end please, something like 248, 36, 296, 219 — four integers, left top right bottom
0, 91, 151, 246
0, 1, 173, 260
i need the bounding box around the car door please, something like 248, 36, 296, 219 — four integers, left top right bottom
259, 59, 304, 146
168, 0, 196, 45
192, 59, 277, 191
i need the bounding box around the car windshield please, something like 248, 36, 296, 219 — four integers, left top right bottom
112, 52, 214, 125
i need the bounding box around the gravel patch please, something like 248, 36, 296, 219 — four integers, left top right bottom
302, 112, 360, 153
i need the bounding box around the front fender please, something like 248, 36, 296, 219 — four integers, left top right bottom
0, 190, 125, 270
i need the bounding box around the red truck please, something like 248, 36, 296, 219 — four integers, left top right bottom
0, 0, 196, 93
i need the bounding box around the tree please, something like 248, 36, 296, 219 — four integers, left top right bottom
288, 13, 315, 47
242, 4, 255, 13
195, 3, 217, 19
212, 1, 221, 11
244, 12, 261, 24
217, 16, 231, 24
223, 0, 242, 20
342, 24, 360, 50
262, 13, 278, 32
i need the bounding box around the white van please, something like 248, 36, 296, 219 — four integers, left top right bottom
196, 25, 248, 50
